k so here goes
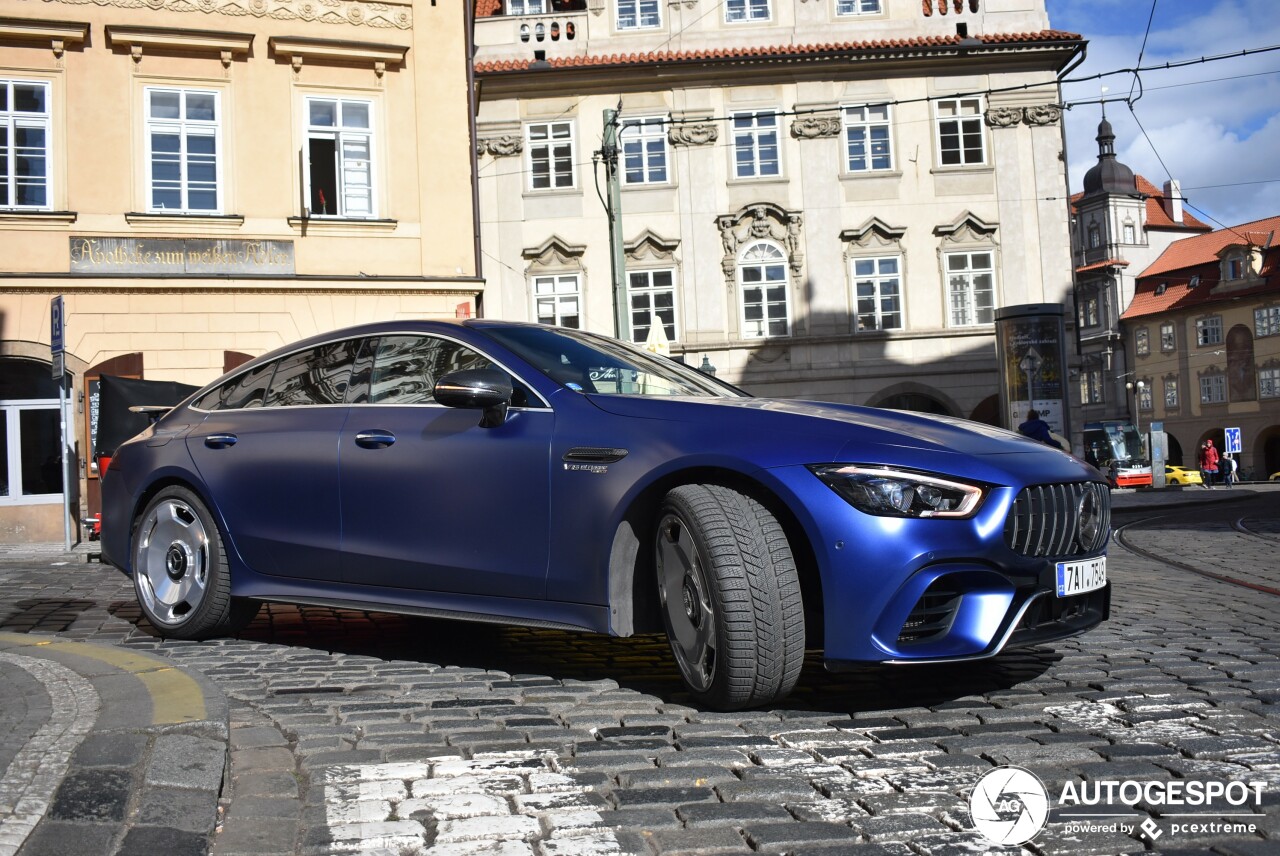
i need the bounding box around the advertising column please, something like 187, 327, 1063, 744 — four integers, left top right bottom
995, 304, 1071, 448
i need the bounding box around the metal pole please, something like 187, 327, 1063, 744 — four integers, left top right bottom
602, 108, 629, 341
59, 376, 71, 550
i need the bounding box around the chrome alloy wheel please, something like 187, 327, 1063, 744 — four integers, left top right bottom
656, 512, 717, 692
134, 498, 210, 626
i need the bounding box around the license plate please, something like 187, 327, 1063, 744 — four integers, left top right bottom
1056, 556, 1106, 597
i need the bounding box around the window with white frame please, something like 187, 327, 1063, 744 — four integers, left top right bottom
533, 274, 580, 327
732, 111, 779, 178
527, 121, 575, 190
146, 87, 221, 213
852, 256, 902, 331
1196, 315, 1222, 346
726, 0, 770, 22
1261, 367, 1280, 399
1, 80, 51, 210
508, 0, 546, 14
0, 402, 63, 504
935, 97, 985, 166
620, 117, 667, 185
843, 104, 892, 173
1080, 368, 1103, 405
627, 269, 676, 344
1200, 374, 1226, 404
617, 0, 660, 29
1138, 382, 1153, 411
1164, 378, 1179, 409
1123, 222, 1136, 243
1256, 306, 1280, 337
1161, 322, 1176, 351
305, 97, 374, 218
946, 251, 995, 326
739, 241, 789, 338
1135, 328, 1149, 356
837, 0, 881, 15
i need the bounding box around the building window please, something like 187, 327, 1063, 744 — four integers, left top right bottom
1164, 378, 1178, 409
0, 79, 51, 210
1079, 296, 1100, 328
732, 111, 779, 178
739, 241, 789, 338
1138, 382, 1153, 412
935, 97, 985, 166
836, 0, 881, 14
1161, 322, 1176, 352
946, 251, 995, 327
1261, 367, 1280, 399
305, 97, 374, 218
842, 104, 892, 173
1224, 256, 1244, 280
620, 117, 667, 185
1080, 369, 1103, 405
852, 256, 902, 331
527, 121, 575, 190
617, 0, 660, 28
533, 274, 580, 327
1196, 316, 1223, 346
627, 269, 676, 344
726, 0, 770, 22
1135, 328, 1149, 356
1123, 222, 1136, 243
1200, 374, 1226, 404
146, 87, 221, 213
1088, 223, 1100, 249
508, 0, 546, 13
1256, 306, 1280, 337
0, 404, 62, 504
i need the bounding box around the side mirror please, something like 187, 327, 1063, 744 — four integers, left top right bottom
433, 369, 513, 428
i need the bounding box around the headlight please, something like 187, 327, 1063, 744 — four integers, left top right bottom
809, 465, 986, 519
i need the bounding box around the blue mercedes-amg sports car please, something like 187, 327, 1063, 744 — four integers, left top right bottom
101, 319, 1110, 710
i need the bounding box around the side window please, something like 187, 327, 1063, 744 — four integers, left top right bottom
264, 339, 362, 407
368, 336, 494, 405
201, 361, 276, 410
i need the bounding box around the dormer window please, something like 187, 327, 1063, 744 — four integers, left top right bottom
1190, 275, 1200, 288
1154, 282, 1167, 296
1226, 257, 1243, 280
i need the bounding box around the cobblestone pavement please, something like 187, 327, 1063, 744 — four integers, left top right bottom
0, 489, 1278, 855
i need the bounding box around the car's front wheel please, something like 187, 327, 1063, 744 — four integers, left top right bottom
132, 486, 258, 639
655, 484, 805, 710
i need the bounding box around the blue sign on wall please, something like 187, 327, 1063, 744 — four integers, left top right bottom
1225, 427, 1242, 455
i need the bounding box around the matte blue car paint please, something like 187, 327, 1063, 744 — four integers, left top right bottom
102, 318, 1109, 667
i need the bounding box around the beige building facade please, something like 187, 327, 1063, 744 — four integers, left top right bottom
473, 0, 1081, 423
1, 0, 480, 541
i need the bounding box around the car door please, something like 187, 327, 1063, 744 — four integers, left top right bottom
187, 339, 360, 581
338, 333, 553, 598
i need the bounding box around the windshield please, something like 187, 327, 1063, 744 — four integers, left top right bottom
480, 325, 745, 398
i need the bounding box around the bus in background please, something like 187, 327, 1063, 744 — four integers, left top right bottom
1083, 420, 1152, 488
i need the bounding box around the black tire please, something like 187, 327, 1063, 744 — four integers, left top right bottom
655, 484, 805, 710
132, 486, 259, 639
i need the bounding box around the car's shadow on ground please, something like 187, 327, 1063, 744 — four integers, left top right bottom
201, 603, 1063, 718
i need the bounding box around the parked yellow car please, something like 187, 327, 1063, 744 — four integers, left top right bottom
1165, 465, 1203, 486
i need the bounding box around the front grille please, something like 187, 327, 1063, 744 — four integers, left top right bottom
897, 587, 960, 645
1003, 481, 1110, 558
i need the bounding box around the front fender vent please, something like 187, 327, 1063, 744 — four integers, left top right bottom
563, 447, 628, 464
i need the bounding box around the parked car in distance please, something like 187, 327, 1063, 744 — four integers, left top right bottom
1165, 465, 1203, 486
101, 320, 1112, 710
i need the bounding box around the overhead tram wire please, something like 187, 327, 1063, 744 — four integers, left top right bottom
1127, 0, 1159, 104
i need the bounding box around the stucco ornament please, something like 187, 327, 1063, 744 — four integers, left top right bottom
42, 0, 412, 29
717, 204, 805, 283
478, 135, 523, 158
1023, 104, 1063, 126
790, 115, 841, 139
668, 123, 719, 147
985, 107, 1022, 128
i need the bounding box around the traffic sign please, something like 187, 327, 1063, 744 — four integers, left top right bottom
50, 295, 64, 354
1225, 426, 1242, 455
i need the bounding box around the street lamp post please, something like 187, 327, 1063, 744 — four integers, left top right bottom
1127, 379, 1147, 458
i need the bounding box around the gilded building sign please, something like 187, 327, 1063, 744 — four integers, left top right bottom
70, 237, 295, 275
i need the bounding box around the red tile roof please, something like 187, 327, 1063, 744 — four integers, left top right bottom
1120, 214, 1280, 321
473, 30, 1082, 73
1069, 177, 1212, 233
476, 0, 501, 18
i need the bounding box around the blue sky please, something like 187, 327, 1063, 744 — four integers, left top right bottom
1045, 0, 1280, 229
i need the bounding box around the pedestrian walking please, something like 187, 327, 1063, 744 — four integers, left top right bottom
1198, 439, 1220, 488
1017, 409, 1061, 449
1221, 453, 1237, 488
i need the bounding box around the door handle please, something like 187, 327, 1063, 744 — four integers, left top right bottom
204, 433, 237, 449
354, 430, 396, 449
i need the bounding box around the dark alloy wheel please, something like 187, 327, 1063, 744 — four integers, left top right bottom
655, 484, 805, 710
132, 485, 258, 639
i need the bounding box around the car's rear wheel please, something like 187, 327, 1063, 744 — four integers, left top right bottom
655, 484, 805, 710
132, 486, 258, 639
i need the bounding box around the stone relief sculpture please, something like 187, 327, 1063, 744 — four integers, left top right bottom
669, 123, 719, 147
717, 204, 805, 283
477, 135, 523, 158
790, 115, 841, 139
